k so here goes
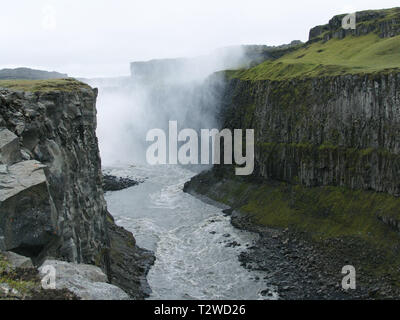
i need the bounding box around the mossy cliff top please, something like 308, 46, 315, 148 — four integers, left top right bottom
309, 7, 400, 41
0, 78, 92, 93
228, 8, 400, 81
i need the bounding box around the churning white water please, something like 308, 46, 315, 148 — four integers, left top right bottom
104, 164, 278, 300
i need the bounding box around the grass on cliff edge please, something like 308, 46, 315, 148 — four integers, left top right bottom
228, 33, 400, 80
0, 78, 91, 93
0, 253, 37, 298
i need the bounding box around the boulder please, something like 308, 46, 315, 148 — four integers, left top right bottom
0, 128, 20, 165
38, 260, 130, 300
3, 251, 34, 269
0, 283, 20, 298
0, 160, 57, 256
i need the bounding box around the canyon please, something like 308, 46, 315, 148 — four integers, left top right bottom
1, 7, 400, 300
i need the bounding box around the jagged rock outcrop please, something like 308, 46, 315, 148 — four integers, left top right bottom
0, 83, 108, 265
0, 160, 57, 256
0, 79, 155, 299
309, 7, 400, 41
0, 129, 21, 164
106, 213, 155, 299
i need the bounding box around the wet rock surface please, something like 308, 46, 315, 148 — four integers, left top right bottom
106, 213, 155, 300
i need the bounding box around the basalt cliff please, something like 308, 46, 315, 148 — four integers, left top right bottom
0, 79, 154, 299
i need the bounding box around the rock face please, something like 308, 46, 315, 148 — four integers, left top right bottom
0, 160, 57, 256
0, 129, 21, 164
0, 85, 108, 265
0, 80, 155, 299
106, 213, 155, 299
309, 7, 400, 41
38, 260, 129, 300
219, 72, 400, 196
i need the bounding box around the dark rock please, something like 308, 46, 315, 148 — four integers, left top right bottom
0, 86, 109, 266
0, 161, 58, 257
102, 174, 140, 192
106, 213, 155, 300
222, 208, 234, 215
225, 241, 241, 248
0, 128, 21, 165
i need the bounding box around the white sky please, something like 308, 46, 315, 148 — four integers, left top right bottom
0, 0, 398, 77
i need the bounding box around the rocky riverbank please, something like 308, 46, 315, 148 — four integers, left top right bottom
184, 171, 400, 300
230, 211, 399, 300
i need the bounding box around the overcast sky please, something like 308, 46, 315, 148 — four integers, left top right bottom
0, 0, 398, 78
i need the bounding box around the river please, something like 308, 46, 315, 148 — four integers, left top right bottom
104, 164, 278, 300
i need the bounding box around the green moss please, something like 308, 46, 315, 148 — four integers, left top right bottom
0, 253, 37, 298
0, 277, 37, 296
259, 142, 397, 163
318, 143, 338, 151
0, 78, 92, 93
239, 183, 399, 245
0, 254, 10, 273
228, 33, 400, 81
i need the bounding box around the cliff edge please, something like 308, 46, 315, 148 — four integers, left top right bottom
0, 79, 154, 299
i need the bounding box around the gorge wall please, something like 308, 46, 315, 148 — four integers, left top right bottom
185, 8, 400, 247
220, 73, 400, 195
0, 79, 154, 299
183, 9, 400, 292
0, 80, 107, 264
